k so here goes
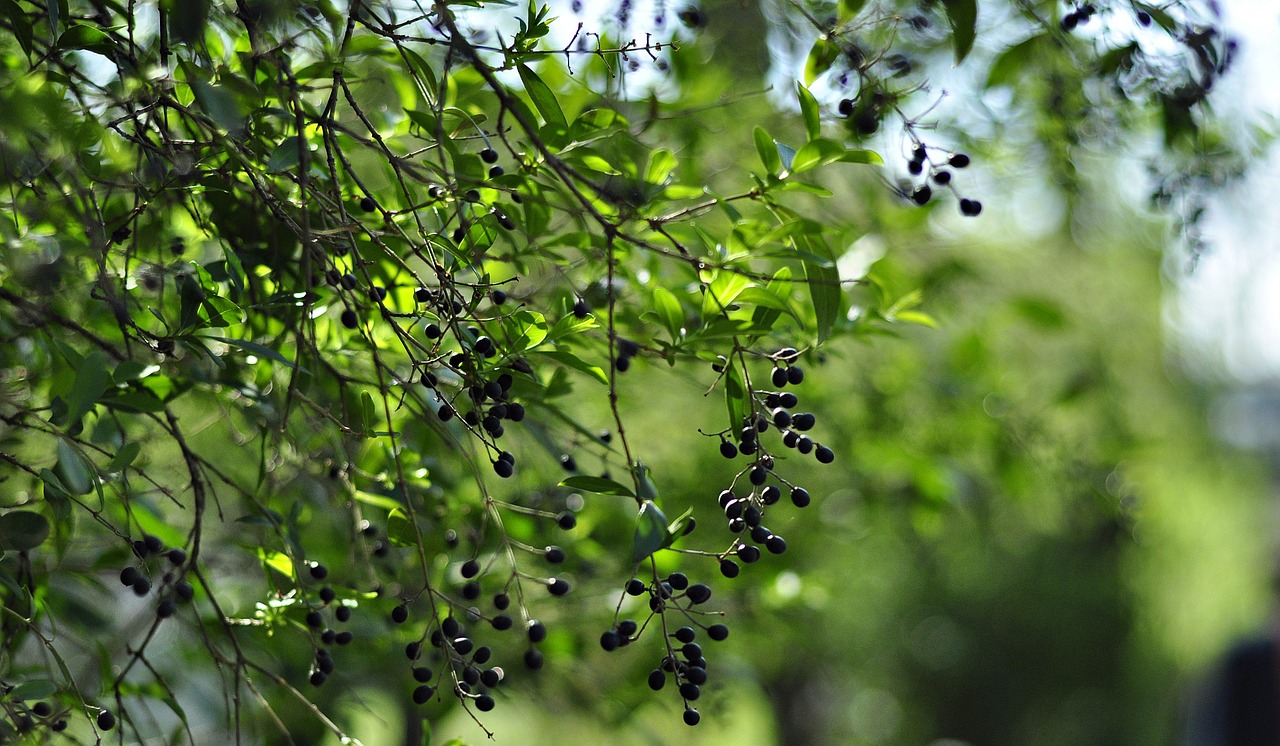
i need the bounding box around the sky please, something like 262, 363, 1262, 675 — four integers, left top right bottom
1173, 0, 1280, 385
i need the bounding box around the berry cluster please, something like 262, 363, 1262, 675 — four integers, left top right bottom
599, 573, 729, 726
401, 614, 502, 712
0, 693, 104, 738
1060, 2, 1097, 31
905, 144, 981, 216
117, 534, 194, 619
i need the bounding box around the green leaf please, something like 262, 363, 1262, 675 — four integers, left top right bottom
57, 24, 114, 55
0, 511, 51, 552
644, 149, 677, 186
65, 349, 110, 426
55, 439, 93, 495
630, 500, 668, 563
188, 72, 246, 135
633, 462, 659, 500
501, 310, 550, 352
725, 363, 747, 434
985, 34, 1044, 90
792, 138, 882, 173
266, 136, 305, 172
107, 441, 141, 473
943, 0, 978, 65
665, 507, 695, 541
753, 126, 781, 176
751, 267, 794, 333
360, 390, 377, 436
798, 236, 841, 343
517, 64, 566, 129
256, 549, 294, 578
776, 141, 796, 175
839, 0, 868, 18
651, 287, 685, 340
99, 390, 167, 413
536, 350, 609, 385
560, 476, 635, 497
701, 269, 751, 319
803, 36, 839, 84
797, 83, 821, 141
405, 108, 439, 135
10, 679, 57, 701
353, 490, 404, 511
0, 0, 34, 57
204, 335, 305, 371
386, 508, 417, 546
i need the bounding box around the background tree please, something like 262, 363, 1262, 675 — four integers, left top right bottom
0, 0, 1263, 744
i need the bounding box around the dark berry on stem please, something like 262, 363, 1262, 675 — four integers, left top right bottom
815, 445, 835, 464
359, 196, 377, 212
960, 198, 983, 216
391, 605, 409, 624
791, 487, 812, 507
708, 623, 729, 641
684, 708, 701, 726
648, 669, 666, 691
556, 512, 577, 530
524, 649, 544, 670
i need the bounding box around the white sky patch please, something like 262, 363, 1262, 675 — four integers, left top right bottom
1172, 0, 1280, 383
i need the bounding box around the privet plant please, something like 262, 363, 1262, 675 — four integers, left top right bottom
0, 0, 1236, 742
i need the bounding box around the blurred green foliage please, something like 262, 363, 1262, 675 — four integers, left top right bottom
0, 0, 1267, 744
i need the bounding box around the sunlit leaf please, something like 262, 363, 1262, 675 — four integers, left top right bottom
560, 476, 635, 497
630, 499, 668, 563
